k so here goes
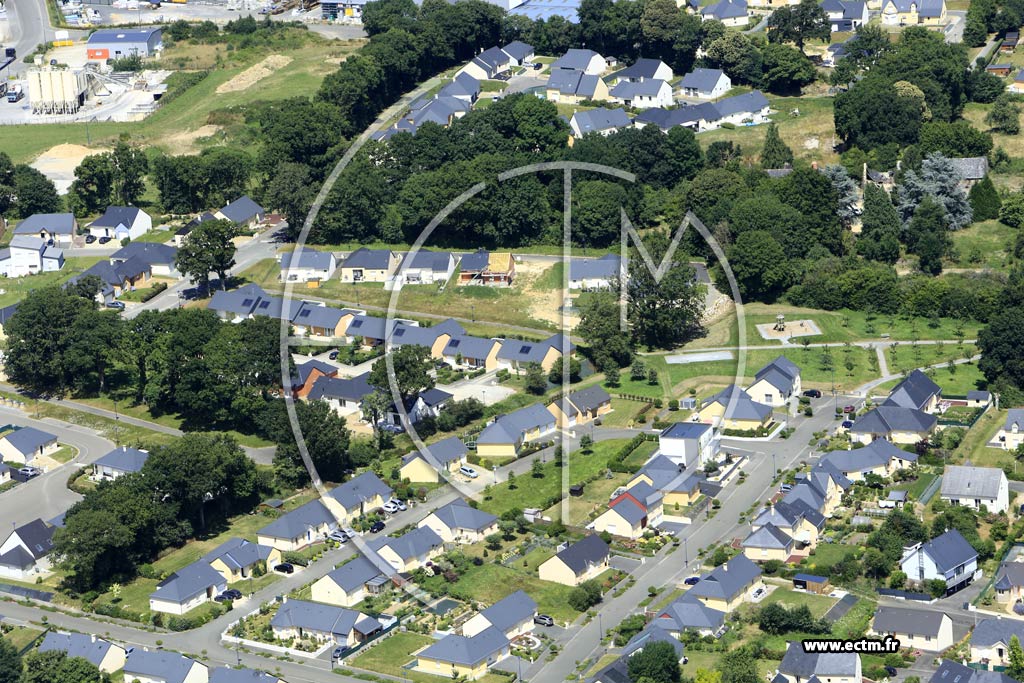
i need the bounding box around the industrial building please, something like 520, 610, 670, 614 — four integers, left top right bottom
26, 68, 89, 115
86, 27, 163, 60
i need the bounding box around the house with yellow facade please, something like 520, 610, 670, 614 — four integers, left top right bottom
417, 498, 499, 544
38, 632, 127, 675
389, 318, 464, 359
202, 537, 281, 584
271, 598, 382, 646
870, 606, 954, 652
257, 499, 337, 552
399, 437, 468, 483
590, 481, 664, 539
686, 555, 764, 613
741, 523, 795, 562
818, 439, 919, 481
778, 641, 861, 683
475, 404, 557, 458
462, 590, 538, 639
311, 556, 387, 607
414, 627, 511, 681
628, 455, 708, 507
697, 385, 773, 431
746, 356, 801, 408
970, 617, 1024, 669
538, 534, 610, 586
326, 472, 394, 524
497, 333, 574, 373
880, 0, 947, 26
440, 335, 502, 371
547, 385, 613, 428
338, 248, 400, 283
367, 526, 444, 573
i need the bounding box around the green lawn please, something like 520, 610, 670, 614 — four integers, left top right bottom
0, 257, 105, 308
348, 632, 510, 683
884, 343, 978, 378
2, 626, 44, 653
948, 220, 1015, 271
600, 398, 649, 427
893, 471, 939, 501
760, 587, 837, 618
954, 408, 1007, 467
805, 543, 862, 573
49, 446, 75, 464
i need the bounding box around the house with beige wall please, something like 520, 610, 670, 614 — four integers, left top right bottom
38, 632, 127, 674
124, 649, 209, 683
418, 499, 498, 544
590, 481, 663, 540
971, 618, 1024, 670
414, 627, 510, 681
463, 591, 537, 639
338, 248, 400, 283
475, 403, 557, 458
686, 555, 764, 613
696, 385, 773, 431
441, 335, 502, 371
547, 385, 612, 428
870, 606, 954, 652
368, 526, 444, 573
399, 437, 467, 483
746, 356, 801, 408
777, 641, 861, 683
311, 556, 386, 607
538, 535, 610, 586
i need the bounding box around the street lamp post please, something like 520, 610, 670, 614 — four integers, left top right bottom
772, 452, 777, 478
683, 536, 688, 567
598, 612, 603, 644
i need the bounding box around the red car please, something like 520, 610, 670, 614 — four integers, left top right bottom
843, 405, 855, 413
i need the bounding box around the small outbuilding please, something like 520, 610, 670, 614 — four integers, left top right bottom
792, 573, 831, 594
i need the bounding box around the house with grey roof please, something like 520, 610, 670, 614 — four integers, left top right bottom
612, 58, 673, 84
995, 409, 1024, 450
848, 404, 937, 445
209, 668, 282, 683
307, 372, 374, 418
610, 78, 673, 109
441, 334, 502, 371
949, 157, 988, 189
400, 436, 468, 482
742, 523, 796, 562
567, 253, 622, 290
698, 384, 773, 430
687, 555, 764, 612
900, 529, 978, 595
271, 598, 382, 645
38, 631, 127, 674
328, 471, 393, 521
880, 0, 948, 26
110, 241, 179, 277
256, 499, 337, 552
312, 556, 386, 607
817, 439, 918, 481
971, 618, 1024, 669
545, 68, 609, 103
92, 446, 149, 481
569, 108, 632, 138
679, 68, 732, 99
659, 422, 719, 468
280, 248, 337, 282
650, 592, 726, 637
870, 605, 953, 651
820, 0, 869, 31
993, 561, 1024, 605
208, 284, 291, 323
339, 248, 400, 283
496, 332, 574, 373
551, 48, 606, 75
464, 590, 538, 638
501, 40, 534, 66
701, 0, 749, 26
382, 387, 453, 429
778, 640, 861, 683
476, 403, 557, 457
747, 356, 802, 407
124, 648, 207, 683
415, 626, 511, 679
633, 102, 722, 133
149, 560, 227, 615
368, 526, 443, 573
0, 235, 64, 278
291, 358, 338, 396
216, 196, 265, 227
0, 518, 55, 580
885, 369, 942, 412
439, 72, 481, 103
592, 480, 664, 539
394, 249, 457, 285
202, 537, 281, 584
932, 660, 1018, 683
13, 213, 77, 246
0, 426, 58, 464
419, 498, 499, 544
458, 45, 512, 80
539, 534, 610, 586
591, 626, 686, 683
714, 90, 770, 125
941, 465, 1009, 513
88, 206, 151, 241
549, 384, 612, 427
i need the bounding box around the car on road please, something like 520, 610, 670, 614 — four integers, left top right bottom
683, 576, 701, 586
179, 288, 199, 301
394, 499, 407, 511
105, 301, 126, 310
780, 484, 793, 493
841, 420, 854, 429
84, 235, 96, 244
328, 530, 348, 543
802, 389, 822, 398
369, 520, 386, 533
273, 563, 294, 574
382, 500, 400, 514
533, 614, 554, 627
459, 465, 478, 479
885, 667, 898, 677
843, 405, 856, 413
332, 646, 352, 661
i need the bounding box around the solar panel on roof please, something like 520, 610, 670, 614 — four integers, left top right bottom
242, 298, 253, 306
300, 310, 310, 317
449, 340, 460, 348
520, 345, 531, 353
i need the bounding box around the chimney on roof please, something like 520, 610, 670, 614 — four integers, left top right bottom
723, 562, 729, 572
91, 634, 96, 643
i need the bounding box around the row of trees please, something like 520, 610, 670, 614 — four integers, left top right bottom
0, 151, 62, 219
0, 643, 111, 683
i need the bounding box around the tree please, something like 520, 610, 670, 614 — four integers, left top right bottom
987, 93, 1021, 134
897, 153, 972, 230
979, 306, 1024, 389
767, 0, 830, 52
823, 164, 859, 226
567, 579, 603, 611
835, 79, 924, 150
760, 123, 794, 169
12, 164, 61, 217
1009, 635, 1024, 681
523, 361, 548, 395
726, 230, 792, 302
175, 219, 238, 293
368, 343, 434, 399
906, 197, 950, 275
761, 43, 817, 94
269, 399, 352, 485
109, 139, 148, 205
262, 161, 315, 237
969, 175, 1001, 221
706, 141, 742, 168
862, 547, 890, 578
918, 121, 993, 157
1002, 193, 1024, 228
705, 32, 763, 85
0, 638, 21, 683
859, 184, 902, 264
626, 231, 706, 349
719, 646, 760, 683
68, 153, 114, 216
627, 641, 682, 683
24, 650, 111, 683
577, 293, 634, 368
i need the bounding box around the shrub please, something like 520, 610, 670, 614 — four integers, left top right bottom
668, 399, 679, 411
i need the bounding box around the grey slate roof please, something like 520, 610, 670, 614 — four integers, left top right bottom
609, 496, 647, 525
551, 49, 602, 71
399, 249, 454, 274
884, 369, 941, 411
572, 108, 631, 135
931, 659, 1018, 683
219, 196, 264, 224
325, 556, 384, 593
2, 427, 57, 458
443, 334, 498, 359
38, 631, 118, 667
884, 0, 944, 16
476, 403, 556, 445
1006, 409, 1024, 432
819, 439, 914, 473
291, 358, 337, 387
502, 40, 533, 62
272, 599, 381, 637
479, 590, 537, 632
547, 69, 602, 97
418, 626, 509, 666
971, 617, 1024, 648
90, 205, 145, 229
915, 529, 979, 573
473, 46, 511, 72
125, 649, 200, 683
257, 499, 335, 540
754, 356, 801, 394
702, 0, 748, 20
661, 421, 713, 440
615, 58, 669, 82
967, 390, 991, 402
150, 560, 225, 604
688, 554, 761, 602
110, 241, 177, 267
610, 79, 667, 99
460, 249, 489, 271
439, 72, 480, 100
995, 561, 1024, 591
342, 248, 395, 271
780, 641, 860, 678
568, 254, 621, 280
714, 90, 769, 118
329, 471, 393, 511
704, 384, 773, 421
743, 523, 794, 550
849, 405, 936, 435
941, 465, 1005, 501
427, 499, 498, 533
679, 68, 727, 92
654, 592, 726, 632
873, 606, 947, 637
88, 27, 162, 43
390, 318, 464, 349
552, 534, 609, 576
291, 302, 351, 331
14, 213, 75, 236
407, 436, 468, 468
281, 248, 335, 272
201, 537, 275, 571
307, 373, 374, 403
370, 526, 443, 563
622, 624, 686, 660
94, 446, 149, 474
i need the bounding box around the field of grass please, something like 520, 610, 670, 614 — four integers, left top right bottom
949, 220, 1016, 271
0, 257, 104, 307
1, 626, 44, 653
759, 587, 837, 618
893, 471, 939, 501
349, 632, 510, 683
804, 543, 862, 573
954, 408, 1007, 467
600, 398, 649, 427
964, 104, 1024, 174
884, 343, 978, 376
434, 561, 583, 623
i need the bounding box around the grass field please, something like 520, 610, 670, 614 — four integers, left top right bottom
893, 471, 939, 500
805, 543, 862, 573
954, 408, 1007, 467
884, 343, 978, 377
949, 220, 1016, 271
760, 587, 837, 618
600, 398, 649, 427
349, 632, 509, 683
1, 626, 44, 653
0, 257, 104, 307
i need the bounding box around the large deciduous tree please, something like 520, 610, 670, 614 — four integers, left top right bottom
767, 0, 830, 52
175, 218, 238, 293
368, 343, 434, 399
626, 231, 705, 349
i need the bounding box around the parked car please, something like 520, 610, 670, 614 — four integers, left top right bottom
533, 614, 554, 627
332, 646, 352, 661
214, 594, 229, 602
885, 667, 898, 677
683, 576, 701, 586
105, 301, 126, 310
395, 499, 407, 511
179, 288, 199, 301
780, 484, 793, 493
369, 520, 386, 533
342, 527, 358, 540
328, 350, 339, 360
841, 420, 854, 429
843, 405, 855, 413
224, 589, 243, 600
802, 389, 822, 398
274, 563, 294, 574
18, 466, 40, 478
328, 530, 348, 543
84, 235, 96, 244
459, 465, 478, 479
752, 587, 766, 599
382, 500, 400, 514
98, 236, 111, 244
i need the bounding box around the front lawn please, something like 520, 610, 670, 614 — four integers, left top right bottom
804, 543, 862, 573
348, 632, 510, 683
759, 587, 837, 618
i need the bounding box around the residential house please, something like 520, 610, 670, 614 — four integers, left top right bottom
307, 373, 374, 419
985, 63, 1013, 77
382, 388, 453, 429
686, 555, 764, 613
817, 439, 918, 481
502, 40, 534, 66
418, 498, 499, 544
13, 213, 77, 246
659, 421, 719, 468
950, 157, 990, 190
92, 445, 149, 481
697, 385, 773, 431
777, 641, 861, 683
394, 250, 457, 285
971, 618, 1024, 669
327, 471, 393, 523
216, 196, 265, 228
38, 632, 127, 674
538, 534, 610, 586
111, 241, 179, 277
930, 661, 1017, 683
550, 48, 606, 75
870, 606, 954, 652
591, 481, 664, 539
634, 102, 721, 133
678, 68, 732, 100
610, 78, 674, 109
713, 90, 771, 125
880, 490, 909, 509
0, 236, 64, 277
343, 314, 411, 348
438, 72, 481, 103
741, 523, 796, 562
546, 385, 613, 428
311, 556, 387, 607
368, 526, 444, 572
458, 250, 515, 286
69, 256, 151, 302
747, 356, 802, 407
149, 561, 227, 615
398, 95, 471, 131
475, 403, 557, 458
590, 628, 687, 682
0, 426, 59, 464
271, 598, 382, 645
545, 68, 610, 104
208, 284, 286, 322
399, 436, 468, 483
0, 518, 55, 580
279, 248, 337, 282
1003, 31, 1021, 52
389, 318, 464, 358
202, 537, 281, 583
648, 593, 726, 637
995, 409, 1024, 450
414, 627, 511, 681
87, 206, 152, 241
569, 108, 632, 138
701, 0, 749, 26
567, 253, 622, 289
458, 46, 512, 80
880, 0, 947, 25
496, 332, 573, 372
789, 465, 849, 516
124, 649, 208, 683
940, 465, 1009, 513
886, 369, 942, 412
899, 528, 979, 595
175, 211, 216, 247
441, 335, 502, 371
849, 404, 937, 445
256, 499, 337, 551
339, 248, 401, 283
1011, 70, 1024, 95
967, 390, 993, 408
0, 302, 18, 339
290, 358, 338, 399
994, 562, 1024, 605
820, 0, 869, 31
749, 499, 825, 549
463, 590, 538, 638
629, 454, 713, 507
